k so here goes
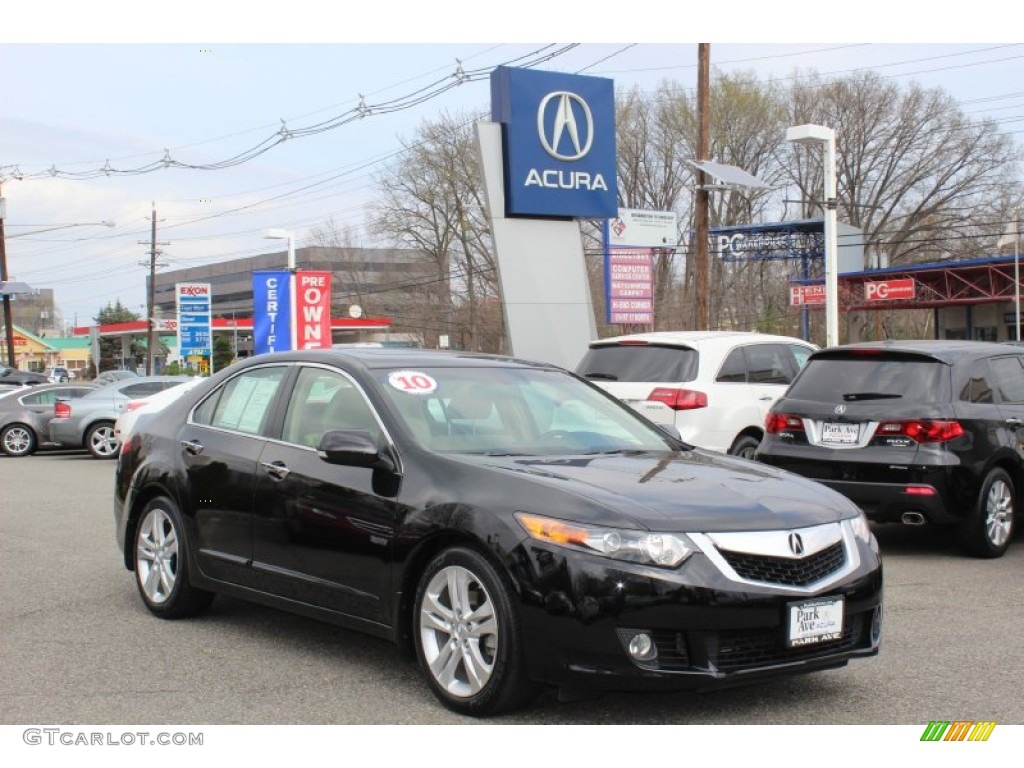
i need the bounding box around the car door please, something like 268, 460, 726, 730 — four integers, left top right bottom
986, 354, 1024, 462
250, 365, 400, 624
744, 343, 802, 425
180, 364, 291, 586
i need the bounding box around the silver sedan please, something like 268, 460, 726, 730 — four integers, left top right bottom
48, 376, 191, 458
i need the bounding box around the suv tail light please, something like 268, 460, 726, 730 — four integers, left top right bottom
876, 420, 964, 443
765, 413, 805, 433
54, 401, 71, 419
648, 387, 707, 411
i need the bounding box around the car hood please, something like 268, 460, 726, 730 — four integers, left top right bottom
448, 449, 856, 533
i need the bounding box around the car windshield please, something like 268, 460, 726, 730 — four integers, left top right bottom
374, 366, 677, 456
576, 344, 699, 383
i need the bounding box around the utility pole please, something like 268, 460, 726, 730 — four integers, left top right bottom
140, 204, 168, 375
0, 187, 15, 367
694, 43, 711, 331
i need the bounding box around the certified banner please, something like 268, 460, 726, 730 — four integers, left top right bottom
252, 271, 293, 354
294, 271, 332, 350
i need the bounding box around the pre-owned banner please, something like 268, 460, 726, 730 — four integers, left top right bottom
294, 271, 332, 350
252, 271, 293, 354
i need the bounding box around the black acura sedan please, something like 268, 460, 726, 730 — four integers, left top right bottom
114, 348, 882, 716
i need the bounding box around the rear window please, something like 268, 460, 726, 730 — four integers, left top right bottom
787, 354, 950, 402
576, 344, 699, 383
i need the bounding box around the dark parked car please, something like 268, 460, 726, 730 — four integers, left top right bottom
756, 340, 1024, 558
0, 366, 49, 387
0, 382, 97, 456
115, 349, 882, 716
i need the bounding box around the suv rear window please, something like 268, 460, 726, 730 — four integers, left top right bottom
787, 353, 950, 402
577, 344, 699, 383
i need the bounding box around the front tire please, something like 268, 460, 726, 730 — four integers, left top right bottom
961, 468, 1015, 558
133, 497, 214, 618
1, 423, 37, 456
414, 547, 537, 716
86, 421, 119, 459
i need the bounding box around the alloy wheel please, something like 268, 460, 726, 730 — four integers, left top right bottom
418, 565, 499, 698
985, 478, 1014, 548
2, 425, 33, 456
136, 508, 179, 604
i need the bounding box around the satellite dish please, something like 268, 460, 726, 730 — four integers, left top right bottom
348, 304, 363, 319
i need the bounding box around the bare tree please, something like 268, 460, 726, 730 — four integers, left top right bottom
370, 111, 503, 351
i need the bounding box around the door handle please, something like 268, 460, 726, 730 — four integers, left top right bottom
180, 439, 204, 455
759, 396, 775, 401
1006, 418, 1022, 427
260, 460, 291, 480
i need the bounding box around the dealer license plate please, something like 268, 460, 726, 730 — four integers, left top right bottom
787, 597, 845, 647
821, 422, 860, 445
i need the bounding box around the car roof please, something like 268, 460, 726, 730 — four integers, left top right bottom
228, 348, 563, 373
812, 339, 1018, 364
589, 330, 816, 350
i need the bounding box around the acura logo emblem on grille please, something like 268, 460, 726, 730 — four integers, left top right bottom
788, 533, 805, 556
834, 404, 846, 415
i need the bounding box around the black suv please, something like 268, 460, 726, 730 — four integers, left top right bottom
755, 340, 1022, 558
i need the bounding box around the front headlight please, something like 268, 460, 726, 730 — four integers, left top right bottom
515, 512, 694, 568
849, 511, 877, 549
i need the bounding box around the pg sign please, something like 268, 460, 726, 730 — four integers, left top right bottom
865, 278, 915, 301
491, 66, 618, 219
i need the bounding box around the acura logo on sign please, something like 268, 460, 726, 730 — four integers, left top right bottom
789, 533, 805, 556
537, 91, 594, 161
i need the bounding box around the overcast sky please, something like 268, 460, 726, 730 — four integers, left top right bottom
1, 2, 1021, 328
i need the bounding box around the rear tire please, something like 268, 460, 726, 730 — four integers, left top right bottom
1, 423, 36, 457
729, 434, 761, 460
133, 496, 214, 618
413, 547, 538, 717
86, 421, 119, 459
961, 468, 1015, 558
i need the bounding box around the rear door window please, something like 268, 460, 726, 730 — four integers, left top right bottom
577, 345, 699, 383
786, 353, 950, 402
988, 356, 1024, 403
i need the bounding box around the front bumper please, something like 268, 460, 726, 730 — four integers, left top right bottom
510, 526, 883, 692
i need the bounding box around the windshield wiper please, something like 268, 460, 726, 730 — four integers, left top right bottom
583, 372, 619, 380
841, 391, 903, 401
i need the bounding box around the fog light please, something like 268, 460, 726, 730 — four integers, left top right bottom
870, 606, 883, 647
628, 632, 657, 661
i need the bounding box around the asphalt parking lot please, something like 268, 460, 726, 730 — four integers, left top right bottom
1, 450, 1022, 725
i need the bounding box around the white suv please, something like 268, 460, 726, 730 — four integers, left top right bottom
576, 331, 816, 458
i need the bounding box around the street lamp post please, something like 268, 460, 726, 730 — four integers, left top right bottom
263, 227, 296, 270
786, 124, 840, 348
263, 228, 298, 351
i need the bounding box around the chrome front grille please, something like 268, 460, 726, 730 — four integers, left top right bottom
719, 541, 847, 587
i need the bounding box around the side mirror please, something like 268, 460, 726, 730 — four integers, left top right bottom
318, 429, 395, 472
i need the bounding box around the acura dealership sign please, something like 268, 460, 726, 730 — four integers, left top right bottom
491, 66, 618, 219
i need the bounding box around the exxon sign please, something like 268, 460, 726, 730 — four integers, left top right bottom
491, 66, 618, 219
